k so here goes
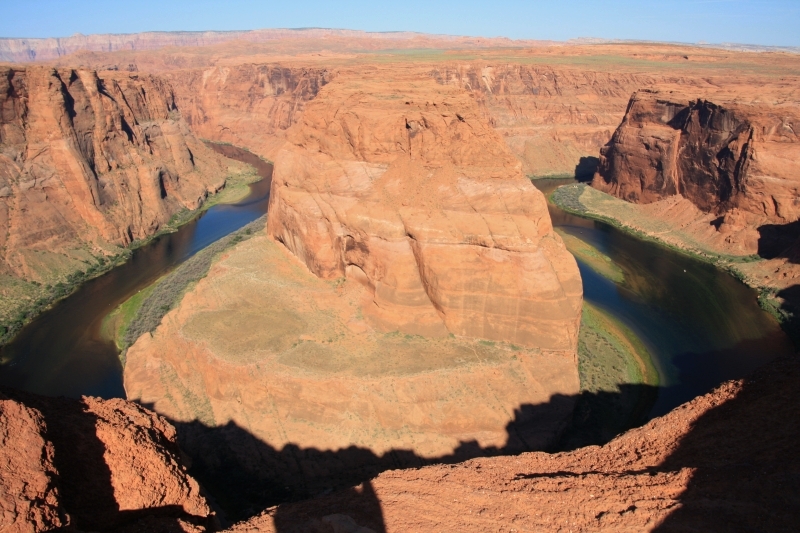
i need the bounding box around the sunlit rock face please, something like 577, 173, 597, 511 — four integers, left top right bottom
593, 89, 800, 254
0, 66, 235, 281
125, 69, 582, 515
268, 68, 583, 349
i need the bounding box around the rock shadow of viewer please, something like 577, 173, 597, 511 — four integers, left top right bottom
155, 384, 657, 530
653, 356, 800, 531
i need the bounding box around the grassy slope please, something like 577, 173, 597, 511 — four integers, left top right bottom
104, 218, 266, 359
555, 229, 625, 284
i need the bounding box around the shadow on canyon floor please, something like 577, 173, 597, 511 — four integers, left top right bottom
145, 384, 659, 527
758, 221, 800, 342
228, 357, 800, 532
0, 389, 213, 533
574, 156, 600, 182
5, 358, 798, 532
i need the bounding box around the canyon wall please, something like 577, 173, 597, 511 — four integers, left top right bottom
593, 90, 800, 253
163, 65, 331, 159
268, 68, 583, 348
0, 66, 243, 330
430, 64, 721, 178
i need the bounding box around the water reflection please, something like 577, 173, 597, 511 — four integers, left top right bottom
0, 146, 272, 398
534, 178, 792, 418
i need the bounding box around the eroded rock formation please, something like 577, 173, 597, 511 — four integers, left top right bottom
0, 389, 211, 533
164, 65, 331, 159
268, 69, 583, 348
0, 66, 238, 281
592, 90, 800, 253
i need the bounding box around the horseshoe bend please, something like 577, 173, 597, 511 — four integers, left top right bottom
1, 24, 799, 533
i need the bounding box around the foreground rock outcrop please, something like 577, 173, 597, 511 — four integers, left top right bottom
230, 356, 800, 533
0, 389, 211, 533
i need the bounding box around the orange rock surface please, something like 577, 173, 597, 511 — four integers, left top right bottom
0, 388, 211, 532
593, 89, 800, 253
268, 69, 583, 348
0, 66, 239, 283
229, 356, 800, 533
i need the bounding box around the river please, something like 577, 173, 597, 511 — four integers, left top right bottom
0, 144, 272, 398
533, 178, 793, 419
0, 168, 791, 425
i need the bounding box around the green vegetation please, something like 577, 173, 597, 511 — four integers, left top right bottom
550, 183, 760, 271
562, 302, 660, 448
129, 165, 261, 251
556, 229, 625, 284
551, 182, 800, 345
1, 162, 264, 347
528, 173, 575, 180
0, 251, 130, 346
108, 216, 266, 359
101, 281, 160, 351
578, 303, 658, 391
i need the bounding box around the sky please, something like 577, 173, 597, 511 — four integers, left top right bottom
2, 0, 799, 47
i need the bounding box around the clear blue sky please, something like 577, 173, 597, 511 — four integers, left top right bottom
3, 0, 799, 47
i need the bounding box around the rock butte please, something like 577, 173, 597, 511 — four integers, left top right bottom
594, 89, 800, 255
1, 33, 800, 531
268, 69, 583, 346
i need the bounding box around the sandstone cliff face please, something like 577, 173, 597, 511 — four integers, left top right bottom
164, 65, 330, 160
268, 69, 583, 349
430, 64, 721, 179
592, 90, 800, 252
0, 65, 246, 335
0, 389, 211, 532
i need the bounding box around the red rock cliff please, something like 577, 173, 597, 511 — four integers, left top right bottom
267, 69, 583, 350
593, 90, 800, 235
0, 66, 236, 282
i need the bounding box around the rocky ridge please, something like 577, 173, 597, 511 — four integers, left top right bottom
0, 388, 212, 533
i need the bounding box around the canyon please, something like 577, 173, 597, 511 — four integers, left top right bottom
0, 65, 251, 341
123, 67, 583, 518
1, 32, 800, 532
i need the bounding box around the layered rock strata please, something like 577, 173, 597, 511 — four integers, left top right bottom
0, 388, 211, 533
164, 65, 331, 159
592, 90, 800, 253
0, 65, 248, 336
268, 69, 583, 348
0, 66, 239, 280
